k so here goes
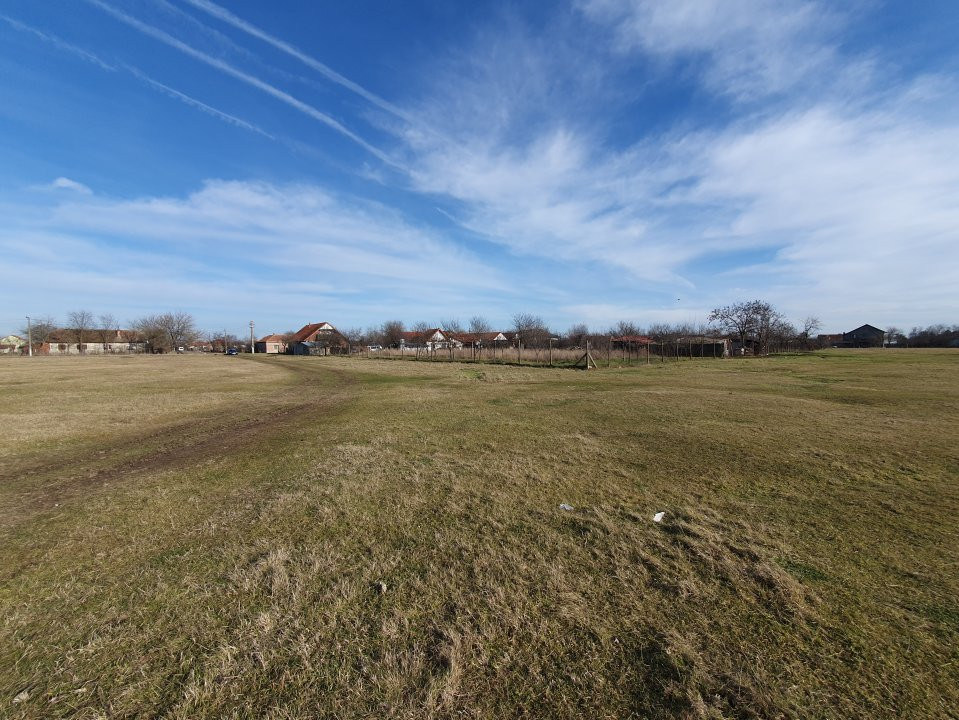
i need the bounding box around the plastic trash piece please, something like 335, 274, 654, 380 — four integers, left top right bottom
559, 503, 574, 511
653, 511, 665, 523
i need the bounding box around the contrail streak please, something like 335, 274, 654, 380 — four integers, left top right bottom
180, 0, 415, 125
1, 14, 116, 71
124, 65, 275, 139
85, 0, 402, 168
3, 14, 275, 143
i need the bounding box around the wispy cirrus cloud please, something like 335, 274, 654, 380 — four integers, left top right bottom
577, 0, 842, 100
12, 179, 499, 289
4, 1, 957, 332
395, 1, 959, 327
2, 179, 510, 329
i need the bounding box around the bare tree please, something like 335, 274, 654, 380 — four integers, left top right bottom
754, 302, 785, 355
132, 312, 197, 352
157, 311, 197, 350
364, 325, 382, 345
21, 315, 57, 345
411, 321, 433, 333
469, 316, 491, 333
709, 300, 776, 352
512, 313, 551, 348
907, 324, 958, 347
340, 327, 365, 352
132, 315, 167, 352
769, 317, 798, 352
802, 316, 821, 338
219, 330, 241, 352
381, 320, 405, 348
512, 313, 543, 333
567, 323, 589, 346
67, 309, 94, 352
440, 317, 464, 333
648, 323, 681, 341
610, 320, 640, 337
97, 313, 119, 344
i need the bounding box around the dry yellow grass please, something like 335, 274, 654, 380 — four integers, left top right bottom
1, 350, 957, 718
0, 355, 289, 464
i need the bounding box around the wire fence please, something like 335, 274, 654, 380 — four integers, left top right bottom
353, 339, 733, 369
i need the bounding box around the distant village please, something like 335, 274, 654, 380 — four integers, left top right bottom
3, 302, 957, 357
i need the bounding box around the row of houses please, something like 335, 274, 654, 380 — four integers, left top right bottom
4, 321, 890, 356
254, 324, 513, 355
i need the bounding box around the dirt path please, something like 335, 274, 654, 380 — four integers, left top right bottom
0, 358, 357, 529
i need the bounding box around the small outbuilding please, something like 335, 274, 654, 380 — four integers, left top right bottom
255, 334, 288, 354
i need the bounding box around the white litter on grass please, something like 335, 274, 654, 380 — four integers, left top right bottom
653, 511, 665, 523
12, 690, 29, 704
559, 503, 574, 511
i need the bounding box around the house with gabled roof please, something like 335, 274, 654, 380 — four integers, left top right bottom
843, 324, 886, 347
448, 331, 509, 347
255, 333, 288, 354
39, 329, 147, 354
0, 335, 24, 354
291, 322, 337, 342
818, 324, 886, 348
289, 322, 347, 355
397, 328, 460, 351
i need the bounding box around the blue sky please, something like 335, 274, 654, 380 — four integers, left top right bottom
2, 0, 958, 337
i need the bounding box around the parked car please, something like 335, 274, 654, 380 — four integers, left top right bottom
367, 345, 382, 351
226, 348, 238, 356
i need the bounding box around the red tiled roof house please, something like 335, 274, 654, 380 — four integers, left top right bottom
255, 333, 288, 354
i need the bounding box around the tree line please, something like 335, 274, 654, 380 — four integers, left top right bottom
21, 311, 201, 353
884, 325, 959, 348
19, 303, 957, 355
335, 303, 825, 354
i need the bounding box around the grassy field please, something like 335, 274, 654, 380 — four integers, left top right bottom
1, 351, 957, 718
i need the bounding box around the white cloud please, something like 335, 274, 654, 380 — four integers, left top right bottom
385, 2, 959, 329
49, 177, 93, 194
0, 179, 514, 332
41, 180, 500, 285
577, 0, 840, 100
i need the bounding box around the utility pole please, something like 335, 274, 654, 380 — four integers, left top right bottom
249, 320, 255, 354
26, 315, 32, 357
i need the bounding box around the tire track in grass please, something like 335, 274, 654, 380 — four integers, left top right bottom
0, 358, 358, 529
